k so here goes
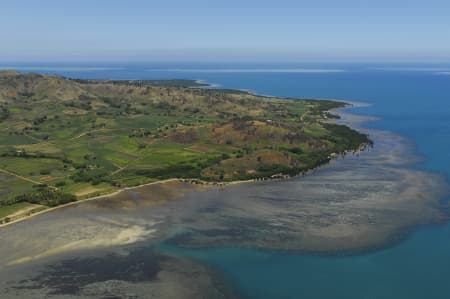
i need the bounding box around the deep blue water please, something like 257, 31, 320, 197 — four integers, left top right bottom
2, 63, 450, 298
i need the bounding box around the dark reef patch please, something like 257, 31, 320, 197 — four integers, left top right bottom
5, 247, 241, 299
12, 248, 161, 295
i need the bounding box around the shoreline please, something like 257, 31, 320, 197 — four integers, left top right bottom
0, 177, 262, 229
0, 148, 373, 229
0, 101, 372, 228
0, 91, 372, 229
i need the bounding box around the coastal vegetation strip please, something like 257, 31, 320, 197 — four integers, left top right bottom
0, 71, 371, 222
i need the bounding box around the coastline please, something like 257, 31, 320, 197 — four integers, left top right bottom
0, 177, 262, 229
0, 99, 372, 228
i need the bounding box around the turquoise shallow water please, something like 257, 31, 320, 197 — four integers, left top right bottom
2, 63, 450, 298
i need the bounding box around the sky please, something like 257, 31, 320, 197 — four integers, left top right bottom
1, 0, 450, 63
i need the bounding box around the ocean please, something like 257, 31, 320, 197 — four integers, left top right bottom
1, 62, 450, 298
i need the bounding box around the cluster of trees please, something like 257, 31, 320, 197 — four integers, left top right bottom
32, 115, 48, 125
70, 168, 109, 185
0, 149, 61, 160
323, 123, 372, 151
99, 97, 130, 109
13, 186, 76, 207
18, 92, 35, 98
66, 99, 92, 111
0, 106, 10, 121
129, 128, 152, 138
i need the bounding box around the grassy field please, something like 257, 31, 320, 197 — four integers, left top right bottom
0, 202, 33, 219
0, 71, 371, 217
